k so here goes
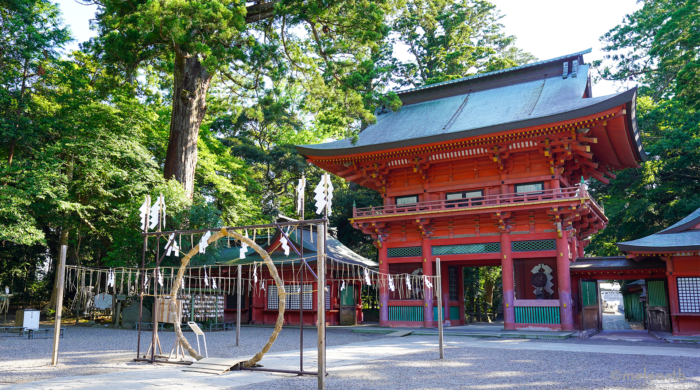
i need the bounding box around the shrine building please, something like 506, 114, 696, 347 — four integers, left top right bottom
212, 227, 375, 326
296, 49, 648, 332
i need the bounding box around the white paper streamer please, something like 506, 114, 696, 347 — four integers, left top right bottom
158, 269, 163, 287
424, 275, 433, 290
405, 275, 412, 291
296, 177, 306, 215
340, 280, 345, 291
139, 197, 149, 231
364, 268, 371, 286
148, 194, 163, 229
107, 269, 115, 288
280, 236, 290, 256
199, 231, 212, 254
240, 231, 249, 259
313, 173, 334, 215
212, 277, 217, 290
388, 275, 395, 292
203, 266, 209, 287
166, 233, 179, 257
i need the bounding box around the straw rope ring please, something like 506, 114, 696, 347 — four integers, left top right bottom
169, 228, 286, 367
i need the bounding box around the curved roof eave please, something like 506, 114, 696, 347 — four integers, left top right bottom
617, 231, 700, 253
297, 88, 643, 161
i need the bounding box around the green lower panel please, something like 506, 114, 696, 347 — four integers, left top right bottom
431, 305, 462, 321
450, 306, 460, 320
514, 306, 560, 324
389, 305, 423, 322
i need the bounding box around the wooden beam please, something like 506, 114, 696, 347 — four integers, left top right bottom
344, 172, 363, 182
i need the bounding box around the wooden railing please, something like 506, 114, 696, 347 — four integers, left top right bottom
354, 186, 595, 219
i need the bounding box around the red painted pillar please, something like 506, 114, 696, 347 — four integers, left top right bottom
556, 232, 574, 331
578, 241, 585, 258
666, 257, 680, 334
422, 237, 434, 328
458, 266, 466, 325
571, 236, 578, 261
379, 244, 389, 326
501, 232, 516, 330
551, 178, 560, 197
441, 261, 450, 324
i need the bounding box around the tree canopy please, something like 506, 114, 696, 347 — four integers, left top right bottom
588, 0, 700, 255
0, 0, 537, 305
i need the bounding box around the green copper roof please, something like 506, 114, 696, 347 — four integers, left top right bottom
216, 228, 377, 268
296, 58, 643, 161
617, 208, 700, 253
396, 48, 592, 95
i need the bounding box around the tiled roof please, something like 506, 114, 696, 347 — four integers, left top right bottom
217, 228, 377, 268
296, 59, 641, 158
396, 48, 592, 95
617, 207, 700, 252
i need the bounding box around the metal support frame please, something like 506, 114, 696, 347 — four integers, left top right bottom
132, 217, 329, 383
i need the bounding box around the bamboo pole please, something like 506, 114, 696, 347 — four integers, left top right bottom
436, 258, 444, 359
51, 245, 67, 366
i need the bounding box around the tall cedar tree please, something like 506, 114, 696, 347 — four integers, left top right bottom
392, 0, 535, 87
89, 0, 398, 198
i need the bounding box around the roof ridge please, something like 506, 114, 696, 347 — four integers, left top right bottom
396, 48, 592, 95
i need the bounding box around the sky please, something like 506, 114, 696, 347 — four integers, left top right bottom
54, 0, 641, 96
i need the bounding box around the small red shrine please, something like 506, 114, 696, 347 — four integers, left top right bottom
213, 227, 375, 326
297, 49, 646, 331
615, 209, 700, 335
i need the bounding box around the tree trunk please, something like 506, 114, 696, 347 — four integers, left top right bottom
163, 53, 213, 199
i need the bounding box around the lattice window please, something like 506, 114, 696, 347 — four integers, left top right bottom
432, 243, 500, 255
678, 277, 700, 313
512, 240, 556, 252
388, 247, 422, 258
268, 284, 313, 310
448, 266, 458, 301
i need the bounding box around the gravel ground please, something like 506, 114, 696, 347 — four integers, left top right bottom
0, 325, 385, 384
243, 339, 700, 390
506, 335, 700, 349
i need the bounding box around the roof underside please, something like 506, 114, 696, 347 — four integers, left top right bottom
296, 53, 644, 165
571, 256, 666, 271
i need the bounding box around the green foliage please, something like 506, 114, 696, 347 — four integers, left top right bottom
589, 1, 700, 255
588, 98, 700, 255
392, 0, 535, 87
463, 266, 501, 318
597, 0, 700, 107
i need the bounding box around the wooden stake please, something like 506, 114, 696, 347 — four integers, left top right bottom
436, 258, 444, 360
236, 264, 242, 347
51, 245, 67, 366
317, 223, 326, 390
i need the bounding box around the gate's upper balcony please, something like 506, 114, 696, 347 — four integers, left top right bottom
353, 186, 605, 222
